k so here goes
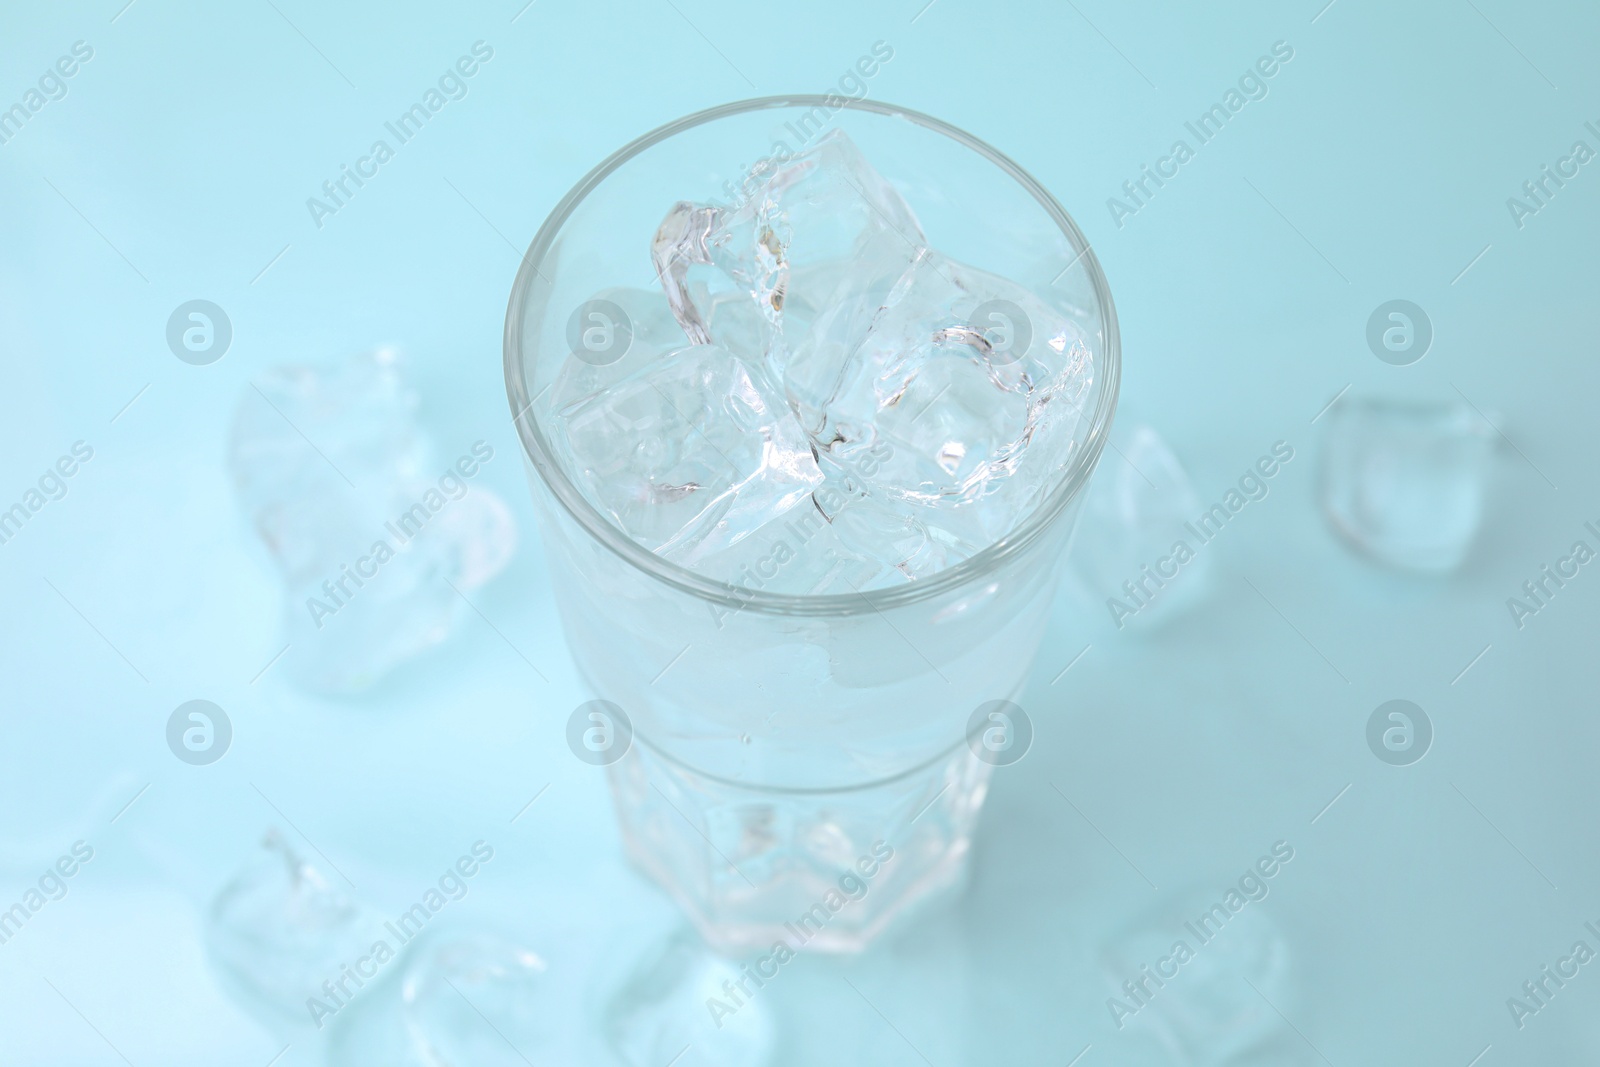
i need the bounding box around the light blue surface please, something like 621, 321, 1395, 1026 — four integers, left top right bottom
3, 0, 1599, 1063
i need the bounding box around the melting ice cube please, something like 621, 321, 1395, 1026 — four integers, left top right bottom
786, 249, 1093, 516
1319, 398, 1495, 572
546, 286, 694, 415
229, 350, 516, 694
1100, 888, 1307, 1066
206, 831, 384, 1030
600, 926, 774, 1067
557, 342, 823, 566
1070, 425, 1212, 626
651, 129, 925, 372
560, 129, 1103, 592
825, 482, 981, 583
400, 932, 550, 1067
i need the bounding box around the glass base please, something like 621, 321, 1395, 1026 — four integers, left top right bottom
609, 741, 991, 954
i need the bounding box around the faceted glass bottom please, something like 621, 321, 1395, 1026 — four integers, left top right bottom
609, 740, 992, 954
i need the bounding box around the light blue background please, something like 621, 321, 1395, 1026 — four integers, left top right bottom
2, 0, 1598, 1063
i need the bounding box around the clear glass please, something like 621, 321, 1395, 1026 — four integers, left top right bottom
504, 96, 1119, 952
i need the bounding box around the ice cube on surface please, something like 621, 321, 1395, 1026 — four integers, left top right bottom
1071, 424, 1212, 625
229, 350, 516, 693
651, 129, 925, 372
557, 342, 823, 565
1101, 890, 1305, 1067
206, 831, 383, 1028
1319, 398, 1495, 572
399, 933, 551, 1067
230, 348, 424, 566
600, 927, 775, 1067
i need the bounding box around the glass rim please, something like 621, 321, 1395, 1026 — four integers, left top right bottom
503, 94, 1121, 617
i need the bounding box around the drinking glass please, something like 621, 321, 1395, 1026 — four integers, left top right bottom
504, 96, 1119, 952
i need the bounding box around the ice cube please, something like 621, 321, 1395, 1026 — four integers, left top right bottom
557, 343, 823, 565
229, 350, 516, 694
1100, 889, 1306, 1067
546, 286, 693, 415
825, 483, 979, 583
785, 249, 1094, 543
555, 133, 1099, 590
399, 933, 551, 1066
651, 129, 925, 373
1070, 425, 1212, 626
1319, 398, 1496, 572
685, 471, 978, 594
206, 831, 385, 1031
681, 485, 891, 596
599, 927, 775, 1067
